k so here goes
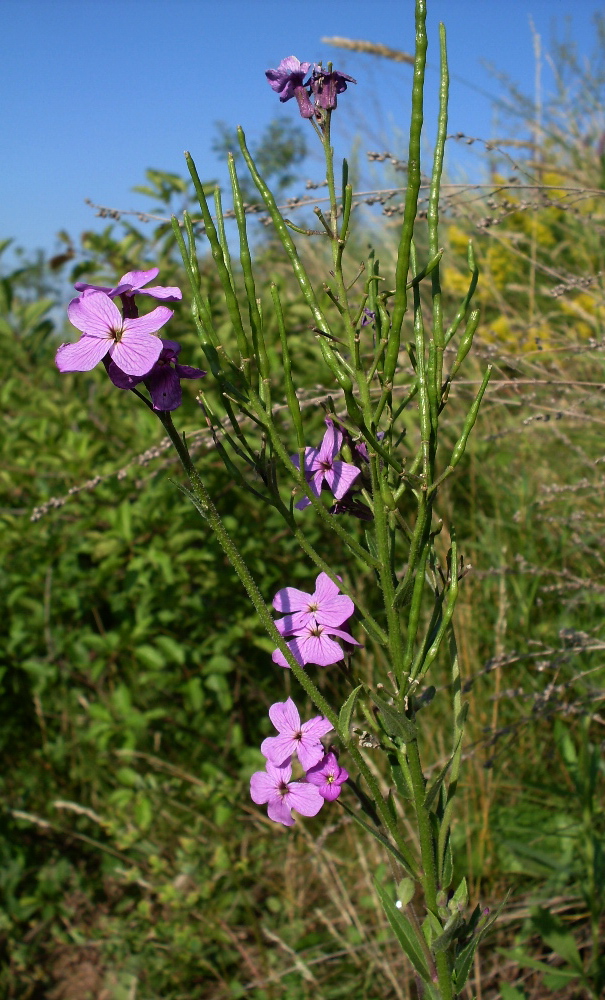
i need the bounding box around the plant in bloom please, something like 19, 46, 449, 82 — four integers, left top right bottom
106, 339, 206, 411
305, 751, 349, 800
265, 56, 314, 119
272, 571, 354, 636
74, 268, 182, 303
56, 290, 173, 377
272, 620, 360, 669
310, 68, 357, 111
292, 418, 361, 510
260, 698, 333, 770
249, 759, 324, 826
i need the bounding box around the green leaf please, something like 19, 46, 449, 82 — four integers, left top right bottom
338, 685, 363, 738
338, 801, 414, 874
373, 693, 417, 743
530, 907, 584, 972
432, 911, 463, 953
374, 879, 431, 982
397, 878, 416, 907
424, 738, 460, 811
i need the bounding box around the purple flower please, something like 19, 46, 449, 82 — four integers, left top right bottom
292, 419, 361, 510
261, 697, 333, 770
305, 751, 349, 801
266, 56, 314, 119
273, 572, 354, 636
250, 758, 324, 826
361, 308, 376, 327
74, 268, 182, 303
106, 339, 206, 411
310, 68, 356, 111
272, 621, 360, 669
56, 290, 172, 377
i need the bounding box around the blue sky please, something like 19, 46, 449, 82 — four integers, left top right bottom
1, 0, 602, 258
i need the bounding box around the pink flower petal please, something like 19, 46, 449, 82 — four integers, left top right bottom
67, 290, 122, 337
269, 698, 300, 734
285, 782, 324, 817
109, 332, 163, 377
301, 715, 334, 742
118, 268, 159, 290
296, 739, 327, 772
273, 587, 312, 614
250, 770, 276, 805
313, 573, 340, 603
324, 461, 361, 500
139, 284, 183, 300
124, 305, 173, 337
267, 796, 295, 826
318, 781, 343, 801
261, 733, 297, 766
317, 420, 343, 462
55, 335, 110, 373
299, 633, 345, 666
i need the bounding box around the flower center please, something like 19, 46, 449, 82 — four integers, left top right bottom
110, 323, 125, 344
319, 460, 333, 472
294, 730, 303, 742
309, 625, 324, 638
278, 781, 289, 797
308, 601, 319, 612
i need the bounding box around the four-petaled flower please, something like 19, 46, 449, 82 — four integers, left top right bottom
74, 267, 182, 303
292, 419, 360, 510
273, 572, 354, 636
250, 758, 324, 826
305, 752, 349, 801
272, 620, 360, 669
56, 289, 172, 377
106, 339, 206, 411
265, 56, 314, 119
310, 68, 356, 110
261, 698, 333, 770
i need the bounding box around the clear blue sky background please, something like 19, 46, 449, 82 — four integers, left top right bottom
2, 0, 602, 259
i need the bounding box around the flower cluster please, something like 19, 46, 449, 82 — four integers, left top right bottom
272, 571, 360, 668
250, 698, 348, 825
56, 269, 204, 410
266, 57, 356, 120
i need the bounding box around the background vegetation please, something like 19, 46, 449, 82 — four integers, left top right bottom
1, 28, 604, 1000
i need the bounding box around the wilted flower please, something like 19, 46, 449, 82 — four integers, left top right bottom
260, 698, 333, 770
305, 751, 349, 800
56, 290, 171, 377
250, 758, 324, 826
106, 339, 205, 411
310, 68, 356, 110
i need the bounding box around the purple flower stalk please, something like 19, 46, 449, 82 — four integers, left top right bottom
265, 56, 314, 119
261, 698, 333, 770
56, 290, 172, 377
250, 759, 324, 826
292, 419, 361, 510
74, 268, 182, 303
272, 621, 360, 669
305, 752, 349, 801
106, 339, 206, 411
310, 68, 356, 111
273, 572, 354, 636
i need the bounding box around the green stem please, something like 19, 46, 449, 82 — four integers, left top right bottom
407, 739, 454, 1000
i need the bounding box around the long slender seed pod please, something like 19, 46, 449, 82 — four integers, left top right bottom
428, 23, 449, 394
444, 241, 479, 346
271, 283, 305, 448
185, 152, 251, 368
388, 0, 427, 360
